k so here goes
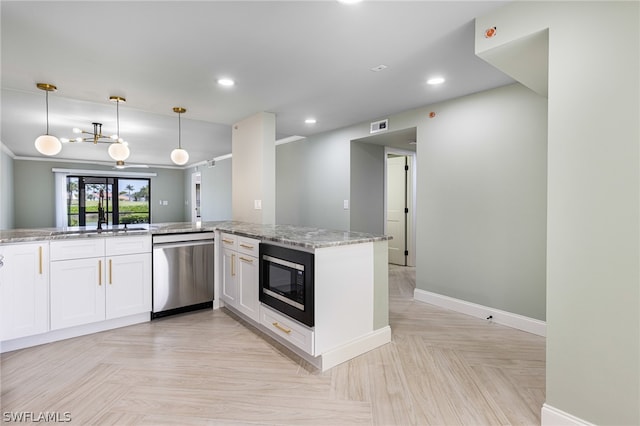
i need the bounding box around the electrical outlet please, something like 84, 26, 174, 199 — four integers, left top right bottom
254, 200, 262, 210
343, 200, 349, 210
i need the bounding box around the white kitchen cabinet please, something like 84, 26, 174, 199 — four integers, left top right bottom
260, 304, 314, 355
50, 256, 105, 329
0, 242, 49, 341
221, 247, 238, 305
105, 252, 151, 319
236, 251, 259, 321
220, 233, 260, 322
105, 236, 151, 320
50, 236, 151, 330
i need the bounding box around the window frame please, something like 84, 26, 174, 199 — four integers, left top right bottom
53, 168, 157, 228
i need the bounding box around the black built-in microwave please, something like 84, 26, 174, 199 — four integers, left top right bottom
259, 243, 314, 327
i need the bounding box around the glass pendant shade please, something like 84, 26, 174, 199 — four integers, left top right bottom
108, 142, 130, 161
170, 148, 189, 165
35, 134, 62, 156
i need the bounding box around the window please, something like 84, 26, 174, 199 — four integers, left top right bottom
66, 175, 151, 227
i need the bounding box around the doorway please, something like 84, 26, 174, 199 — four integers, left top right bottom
191, 172, 201, 223
350, 127, 417, 267
386, 150, 415, 266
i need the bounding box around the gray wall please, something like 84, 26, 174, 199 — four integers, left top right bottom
276, 83, 547, 322
417, 83, 547, 321
12, 160, 186, 228
477, 2, 639, 424
276, 126, 364, 230
183, 158, 232, 222
350, 141, 385, 234
0, 148, 14, 229
276, 139, 308, 226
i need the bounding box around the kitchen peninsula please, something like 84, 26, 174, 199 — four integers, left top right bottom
0, 221, 391, 371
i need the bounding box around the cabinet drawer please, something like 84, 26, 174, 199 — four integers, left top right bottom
50, 238, 105, 261
220, 233, 237, 250
260, 305, 314, 355
237, 236, 259, 257
106, 235, 151, 256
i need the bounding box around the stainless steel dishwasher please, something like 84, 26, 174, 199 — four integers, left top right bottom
152, 232, 214, 319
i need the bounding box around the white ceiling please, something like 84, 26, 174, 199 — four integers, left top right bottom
1, 0, 513, 168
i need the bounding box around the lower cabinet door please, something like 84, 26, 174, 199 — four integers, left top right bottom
0, 243, 49, 340
106, 253, 151, 319
237, 254, 259, 322
50, 257, 106, 330
221, 248, 238, 306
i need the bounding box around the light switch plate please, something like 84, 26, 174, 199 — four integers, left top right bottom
254, 199, 262, 210
343, 199, 349, 210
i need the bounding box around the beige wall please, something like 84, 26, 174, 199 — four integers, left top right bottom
232, 112, 275, 224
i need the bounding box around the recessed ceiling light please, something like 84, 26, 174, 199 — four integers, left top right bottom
305, 118, 317, 124
217, 78, 235, 87
427, 77, 445, 85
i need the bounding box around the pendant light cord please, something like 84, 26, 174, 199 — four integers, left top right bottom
178, 111, 182, 149
45, 90, 50, 135
116, 99, 120, 139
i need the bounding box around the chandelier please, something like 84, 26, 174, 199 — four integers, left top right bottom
60, 96, 130, 162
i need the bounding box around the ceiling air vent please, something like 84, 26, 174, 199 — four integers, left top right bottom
370, 119, 388, 134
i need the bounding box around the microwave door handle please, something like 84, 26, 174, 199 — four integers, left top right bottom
262, 255, 305, 271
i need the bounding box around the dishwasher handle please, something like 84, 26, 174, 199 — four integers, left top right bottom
153, 240, 213, 250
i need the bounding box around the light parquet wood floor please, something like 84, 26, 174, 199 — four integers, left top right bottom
1, 265, 545, 425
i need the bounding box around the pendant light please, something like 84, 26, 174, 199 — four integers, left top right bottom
107, 96, 130, 162
170, 107, 189, 165
34, 83, 62, 156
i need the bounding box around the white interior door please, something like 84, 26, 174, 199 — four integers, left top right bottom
387, 155, 407, 265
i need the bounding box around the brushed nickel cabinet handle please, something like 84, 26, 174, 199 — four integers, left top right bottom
98, 260, 102, 286
272, 322, 292, 334
38, 246, 43, 275
239, 256, 253, 263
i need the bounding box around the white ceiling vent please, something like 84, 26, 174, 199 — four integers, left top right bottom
370, 119, 389, 134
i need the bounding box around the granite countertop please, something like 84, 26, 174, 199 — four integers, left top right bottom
0, 221, 389, 249
214, 221, 390, 249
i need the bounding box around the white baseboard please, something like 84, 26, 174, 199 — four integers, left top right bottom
0, 313, 149, 353
320, 326, 392, 371
541, 404, 595, 426
413, 289, 546, 337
